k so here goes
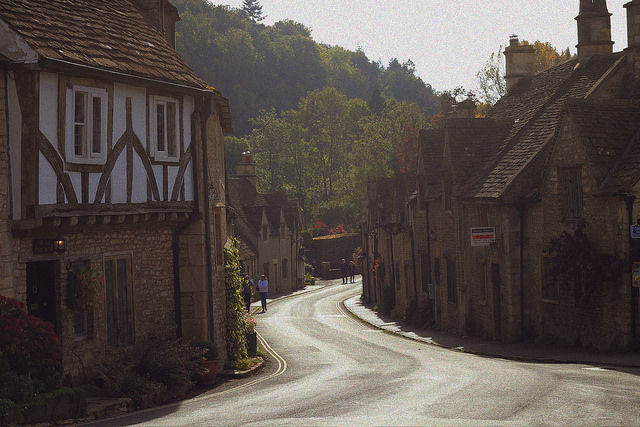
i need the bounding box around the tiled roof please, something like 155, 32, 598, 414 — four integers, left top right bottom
567, 98, 640, 187
461, 53, 625, 199
0, 0, 208, 89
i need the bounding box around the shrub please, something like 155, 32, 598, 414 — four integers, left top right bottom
0, 371, 34, 403
191, 341, 219, 361
0, 295, 62, 381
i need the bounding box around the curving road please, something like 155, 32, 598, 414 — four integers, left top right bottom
95, 280, 640, 426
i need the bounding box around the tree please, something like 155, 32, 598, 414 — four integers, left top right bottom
241, 0, 264, 22
476, 41, 575, 106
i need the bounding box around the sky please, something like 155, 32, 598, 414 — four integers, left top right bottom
208, 0, 630, 94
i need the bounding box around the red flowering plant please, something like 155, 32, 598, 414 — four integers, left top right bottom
372, 257, 385, 281
312, 221, 329, 237
329, 224, 347, 235
0, 295, 62, 381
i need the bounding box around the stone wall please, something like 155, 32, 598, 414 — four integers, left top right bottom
0, 69, 14, 298
13, 223, 178, 378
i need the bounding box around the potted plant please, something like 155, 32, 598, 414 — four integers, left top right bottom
192, 341, 219, 386
244, 313, 257, 356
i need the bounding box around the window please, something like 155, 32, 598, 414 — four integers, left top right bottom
67, 86, 107, 164
69, 260, 95, 341
105, 256, 134, 347
282, 259, 288, 279
559, 168, 583, 221
262, 224, 269, 241
150, 96, 179, 160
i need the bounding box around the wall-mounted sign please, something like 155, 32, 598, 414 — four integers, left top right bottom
631, 225, 640, 239
471, 227, 496, 247
633, 263, 640, 288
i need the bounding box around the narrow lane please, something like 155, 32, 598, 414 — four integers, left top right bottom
95, 280, 640, 426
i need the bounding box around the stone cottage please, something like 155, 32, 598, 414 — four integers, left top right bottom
227, 153, 304, 294
362, 0, 640, 350
0, 0, 232, 376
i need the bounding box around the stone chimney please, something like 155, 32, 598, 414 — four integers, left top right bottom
456, 96, 476, 118
576, 0, 613, 64
132, 0, 181, 49
236, 152, 257, 187
504, 35, 535, 91
625, 0, 640, 73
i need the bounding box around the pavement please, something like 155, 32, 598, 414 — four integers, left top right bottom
340, 285, 640, 369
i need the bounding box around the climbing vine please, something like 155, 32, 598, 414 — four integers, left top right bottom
543, 221, 624, 293
224, 238, 248, 363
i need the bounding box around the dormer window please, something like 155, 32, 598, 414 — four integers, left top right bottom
150, 95, 179, 161
66, 85, 107, 164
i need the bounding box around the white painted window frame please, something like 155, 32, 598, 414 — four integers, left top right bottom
65, 85, 108, 165
149, 95, 180, 161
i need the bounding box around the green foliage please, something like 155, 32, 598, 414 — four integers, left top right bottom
301, 229, 313, 248
191, 340, 219, 361
0, 371, 34, 403
172, 0, 438, 136
93, 335, 205, 399
224, 238, 249, 363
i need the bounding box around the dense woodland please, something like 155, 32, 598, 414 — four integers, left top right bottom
173, 0, 572, 229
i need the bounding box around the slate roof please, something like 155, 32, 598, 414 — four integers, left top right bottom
459, 53, 625, 200
0, 0, 207, 90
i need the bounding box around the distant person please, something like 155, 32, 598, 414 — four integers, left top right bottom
341, 259, 349, 284
242, 274, 253, 313
349, 261, 356, 283
257, 274, 269, 312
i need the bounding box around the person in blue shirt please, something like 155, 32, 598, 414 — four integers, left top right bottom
257, 274, 269, 312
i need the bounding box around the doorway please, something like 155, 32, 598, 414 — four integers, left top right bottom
26, 261, 58, 331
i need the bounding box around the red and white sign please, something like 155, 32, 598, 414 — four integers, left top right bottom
471, 227, 496, 247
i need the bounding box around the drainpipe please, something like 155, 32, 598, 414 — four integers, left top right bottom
625, 195, 637, 341
4, 70, 12, 220
518, 203, 526, 339
201, 97, 216, 342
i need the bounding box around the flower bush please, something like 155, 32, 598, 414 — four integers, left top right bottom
312, 221, 329, 237
244, 313, 256, 334
0, 295, 62, 381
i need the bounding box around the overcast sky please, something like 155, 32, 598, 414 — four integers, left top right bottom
211, 0, 630, 93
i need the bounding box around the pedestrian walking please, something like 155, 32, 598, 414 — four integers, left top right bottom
341, 259, 349, 284
349, 261, 356, 283
257, 274, 269, 312
242, 274, 253, 313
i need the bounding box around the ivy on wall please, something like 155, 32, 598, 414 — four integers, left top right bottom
224, 238, 248, 363
544, 221, 624, 294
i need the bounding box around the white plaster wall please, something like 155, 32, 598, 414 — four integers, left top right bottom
90, 173, 102, 204
7, 72, 21, 219
131, 152, 147, 203
113, 84, 146, 145
38, 152, 57, 205
111, 151, 127, 204
39, 73, 58, 150
153, 164, 163, 201
183, 96, 194, 151
184, 162, 193, 200
168, 166, 179, 200
68, 171, 81, 204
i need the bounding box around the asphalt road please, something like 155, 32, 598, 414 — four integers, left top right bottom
95, 281, 640, 426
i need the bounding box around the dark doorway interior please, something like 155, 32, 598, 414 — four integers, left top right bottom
26, 261, 58, 331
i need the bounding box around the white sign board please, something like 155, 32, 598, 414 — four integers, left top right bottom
471, 227, 496, 247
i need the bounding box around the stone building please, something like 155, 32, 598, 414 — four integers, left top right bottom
0, 0, 232, 376
362, 0, 640, 350
227, 153, 304, 294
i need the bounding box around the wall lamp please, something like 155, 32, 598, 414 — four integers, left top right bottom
53, 236, 67, 254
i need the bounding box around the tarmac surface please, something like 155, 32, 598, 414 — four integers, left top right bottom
262, 277, 640, 368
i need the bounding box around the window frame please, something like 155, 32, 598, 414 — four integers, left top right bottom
559, 167, 583, 222
150, 95, 180, 161
66, 85, 108, 165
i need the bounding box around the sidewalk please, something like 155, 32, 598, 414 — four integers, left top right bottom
343, 294, 640, 369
